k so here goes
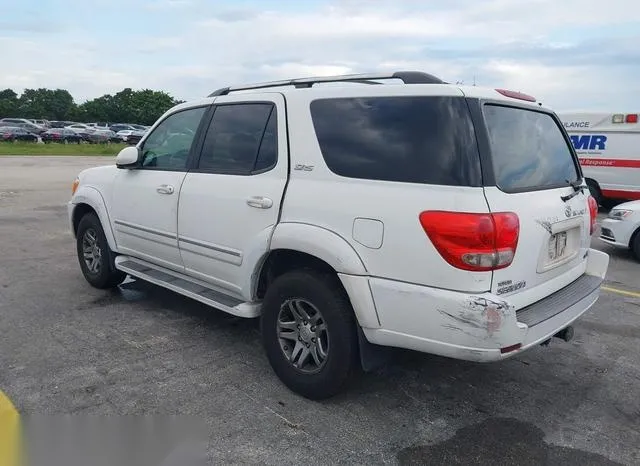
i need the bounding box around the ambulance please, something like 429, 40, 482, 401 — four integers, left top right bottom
559, 112, 640, 207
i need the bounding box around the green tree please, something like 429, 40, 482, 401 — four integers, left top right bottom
16, 88, 76, 120
0, 89, 19, 118
1, 87, 183, 124
76, 88, 181, 125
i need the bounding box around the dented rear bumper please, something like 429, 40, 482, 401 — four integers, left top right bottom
361, 248, 609, 362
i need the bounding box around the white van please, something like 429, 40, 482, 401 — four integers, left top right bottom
559, 112, 640, 207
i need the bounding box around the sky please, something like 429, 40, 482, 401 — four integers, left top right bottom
2, 0, 639, 112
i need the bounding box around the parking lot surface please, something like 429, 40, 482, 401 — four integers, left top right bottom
1, 156, 639, 465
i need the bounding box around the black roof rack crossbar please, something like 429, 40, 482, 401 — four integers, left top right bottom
208, 71, 445, 97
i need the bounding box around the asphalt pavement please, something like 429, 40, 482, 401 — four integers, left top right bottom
0, 156, 639, 465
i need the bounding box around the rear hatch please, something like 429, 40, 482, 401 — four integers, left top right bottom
479, 102, 596, 308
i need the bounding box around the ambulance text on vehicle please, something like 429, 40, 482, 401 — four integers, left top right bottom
559, 112, 640, 206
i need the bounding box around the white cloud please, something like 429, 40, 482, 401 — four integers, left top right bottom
1, 0, 639, 110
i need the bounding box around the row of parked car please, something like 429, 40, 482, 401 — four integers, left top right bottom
0, 118, 149, 145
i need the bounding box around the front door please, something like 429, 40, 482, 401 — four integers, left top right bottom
111, 105, 208, 272
177, 94, 288, 298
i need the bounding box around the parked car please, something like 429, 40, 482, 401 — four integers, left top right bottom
1, 126, 39, 142
68, 71, 609, 399
30, 119, 50, 128
0, 121, 46, 135
109, 124, 137, 133
42, 128, 83, 144
65, 123, 95, 134
85, 129, 121, 144
87, 122, 111, 129
599, 200, 640, 260
49, 120, 69, 129
0, 118, 33, 126
116, 129, 145, 145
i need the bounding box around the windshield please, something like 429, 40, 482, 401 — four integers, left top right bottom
484, 104, 580, 192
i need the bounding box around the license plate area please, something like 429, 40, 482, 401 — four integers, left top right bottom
547, 231, 568, 262
538, 224, 581, 272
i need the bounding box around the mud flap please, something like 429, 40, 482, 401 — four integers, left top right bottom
357, 326, 393, 372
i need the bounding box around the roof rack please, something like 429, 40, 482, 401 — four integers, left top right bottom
208, 71, 445, 97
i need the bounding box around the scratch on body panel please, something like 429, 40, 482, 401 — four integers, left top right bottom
535, 219, 553, 234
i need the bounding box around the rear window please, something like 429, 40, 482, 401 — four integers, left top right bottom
310, 96, 481, 186
483, 105, 580, 192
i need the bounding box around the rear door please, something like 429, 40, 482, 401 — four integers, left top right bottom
479, 103, 593, 307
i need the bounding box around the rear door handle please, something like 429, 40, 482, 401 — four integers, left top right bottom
246, 196, 273, 209
156, 184, 174, 195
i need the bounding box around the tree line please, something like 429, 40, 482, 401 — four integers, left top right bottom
0, 88, 185, 125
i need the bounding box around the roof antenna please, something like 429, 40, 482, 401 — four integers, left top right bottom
473, 75, 476, 86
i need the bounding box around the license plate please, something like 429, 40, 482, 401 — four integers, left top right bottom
547, 231, 568, 261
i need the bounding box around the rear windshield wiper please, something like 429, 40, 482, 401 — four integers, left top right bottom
561, 179, 586, 202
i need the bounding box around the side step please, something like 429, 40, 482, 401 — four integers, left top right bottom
114, 256, 261, 318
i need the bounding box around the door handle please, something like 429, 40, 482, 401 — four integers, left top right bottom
156, 184, 175, 195
246, 196, 273, 209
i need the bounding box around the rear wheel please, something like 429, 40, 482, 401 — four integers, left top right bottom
586, 179, 602, 207
260, 270, 359, 399
76, 212, 126, 289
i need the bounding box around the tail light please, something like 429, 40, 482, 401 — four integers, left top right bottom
419, 211, 520, 271
587, 195, 598, 235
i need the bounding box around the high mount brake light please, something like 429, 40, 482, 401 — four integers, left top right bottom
419, 211, 520, 271
495, 89, 537, 102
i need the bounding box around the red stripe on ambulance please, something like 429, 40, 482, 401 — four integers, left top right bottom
579, 158, 640, 168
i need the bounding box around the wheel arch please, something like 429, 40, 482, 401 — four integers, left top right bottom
265, 222, 368, 277
253, 223, 379, 329
70, 186, 118, 251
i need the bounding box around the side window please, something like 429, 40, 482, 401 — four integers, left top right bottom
310, 96, 482, 186
198, 103, 276, 174
140, 106, 207, 170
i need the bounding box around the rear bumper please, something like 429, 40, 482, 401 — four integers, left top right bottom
360, 248, 609, 362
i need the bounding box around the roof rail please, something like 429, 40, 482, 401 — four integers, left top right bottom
208, 71, 445, 97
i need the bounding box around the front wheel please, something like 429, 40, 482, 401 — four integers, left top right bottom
76, 212, 126, 289
632, 231, 640, 262
261, 270, 359, 400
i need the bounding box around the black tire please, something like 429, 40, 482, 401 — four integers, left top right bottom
76, 212, 126, 289
632, 230, 640, 262
586, 179, 603, 207
260, 270, 359, 400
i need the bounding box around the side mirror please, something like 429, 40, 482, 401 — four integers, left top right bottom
115, 146, 140, 169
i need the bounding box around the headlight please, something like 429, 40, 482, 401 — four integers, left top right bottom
71, 177, 80, 196
608, 209, 633, 219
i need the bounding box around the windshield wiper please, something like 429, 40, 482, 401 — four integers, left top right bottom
561, 179, 586, 202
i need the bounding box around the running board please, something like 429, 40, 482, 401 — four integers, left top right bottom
114, 256, 261, 318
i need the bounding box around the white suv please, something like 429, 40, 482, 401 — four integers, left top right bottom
68, 71, 610, 399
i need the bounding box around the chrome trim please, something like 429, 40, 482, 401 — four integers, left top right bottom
178, 236, 242, 257
114, 220, 176, 239
116, 229, 176, 247
179, 245, 241, 266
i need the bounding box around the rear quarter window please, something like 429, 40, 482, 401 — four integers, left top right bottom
310, 96, 482, 186
483, 104, 580, 192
